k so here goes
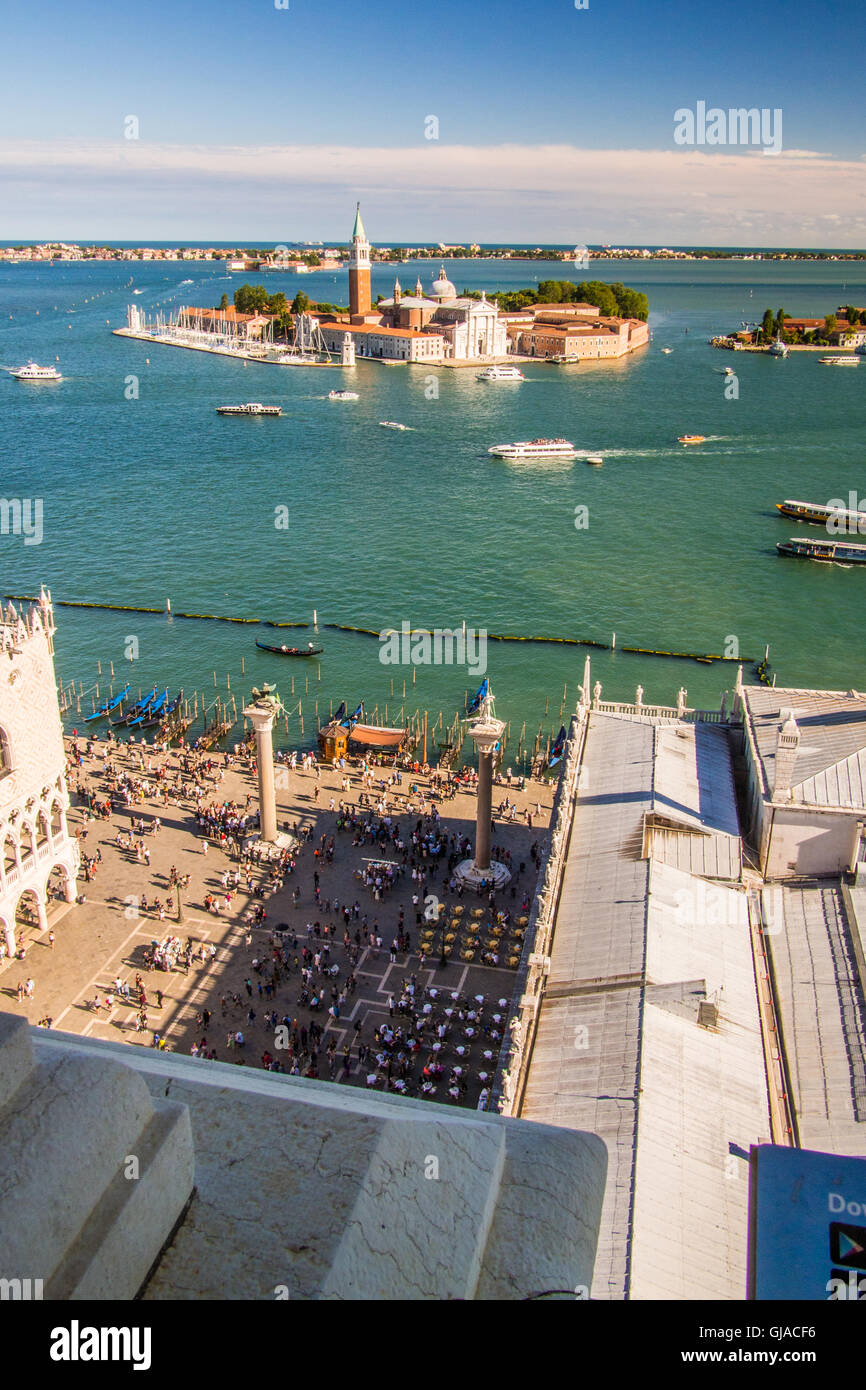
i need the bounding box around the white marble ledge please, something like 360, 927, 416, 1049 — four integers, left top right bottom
28, 1027, 608, 1301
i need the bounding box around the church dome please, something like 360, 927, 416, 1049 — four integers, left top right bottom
430, 265, 457, 301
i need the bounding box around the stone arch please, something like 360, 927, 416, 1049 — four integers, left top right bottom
19, 821, 37, 865
3, 832, 18, 877
45, 861, 75, 905
0, 912, 14, 961
15, 885, 46, 935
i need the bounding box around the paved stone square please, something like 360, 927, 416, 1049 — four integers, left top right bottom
1, 733, 553, 1109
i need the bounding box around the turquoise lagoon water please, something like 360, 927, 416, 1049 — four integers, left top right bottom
0, 256, 864, 756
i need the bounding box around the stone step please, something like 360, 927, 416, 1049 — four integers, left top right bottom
0, 1013, 194, 1299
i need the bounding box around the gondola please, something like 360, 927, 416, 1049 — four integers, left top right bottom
139, 691, 183, 729
84, 683, 130, 721
112, 686, 157, 726
127, 687, 170, 727
547, 725, 567, 769
467, 678, 489, 714
255, 641, 323, 657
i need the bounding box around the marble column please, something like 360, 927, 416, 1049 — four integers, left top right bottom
455, 692, 511, 891
475, 747, 494, 872
243, 687, 281, 844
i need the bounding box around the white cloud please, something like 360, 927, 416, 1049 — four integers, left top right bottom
1, 139, 863, 243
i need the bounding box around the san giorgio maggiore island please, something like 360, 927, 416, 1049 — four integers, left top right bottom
112, 205, 650, 367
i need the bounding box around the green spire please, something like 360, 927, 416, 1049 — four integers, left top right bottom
352, 202, 366, 241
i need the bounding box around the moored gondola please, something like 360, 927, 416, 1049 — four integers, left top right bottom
255, 640, 324, 657
84, 683, 130, 721
112, 685, 158, 726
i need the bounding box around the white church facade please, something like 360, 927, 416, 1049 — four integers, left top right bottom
316, 208, 511, 364
0, 590, 79, 962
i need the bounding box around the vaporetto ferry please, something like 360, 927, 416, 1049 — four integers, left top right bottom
488, 438, 577, 459
776, 499, 866, 532
777, 536, 866, 565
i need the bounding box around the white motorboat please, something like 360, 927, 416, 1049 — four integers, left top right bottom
661, 347, 673, 354
818, 355, 859, 367
476, 364, 525, 382
329, 390, 359, 400
488, 438, 577, 459
6, 361, 62, 381
585, 455, 604, 466
379, 420, 409, 430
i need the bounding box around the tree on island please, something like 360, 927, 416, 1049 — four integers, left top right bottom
233, 283, 270, 315
483, 278, 649, 321
760, 308, 775, 342
218, 293, 229, 311
824, 313, 838, 337
291, 291, 311, 315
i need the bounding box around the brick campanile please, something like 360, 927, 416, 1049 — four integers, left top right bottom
348, 202, 372, 320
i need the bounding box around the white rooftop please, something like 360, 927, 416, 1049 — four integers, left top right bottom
766, 885, 866, 1155
521, 711, 768, 1300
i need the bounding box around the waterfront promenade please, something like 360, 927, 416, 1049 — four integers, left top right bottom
0, 733, 553, 1109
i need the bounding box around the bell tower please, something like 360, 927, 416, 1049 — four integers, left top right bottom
348, 202, 372, 321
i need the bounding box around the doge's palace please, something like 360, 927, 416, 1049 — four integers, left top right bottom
0, 588, 79, 960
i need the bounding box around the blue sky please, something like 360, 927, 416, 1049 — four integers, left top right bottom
2, 0, 864, 242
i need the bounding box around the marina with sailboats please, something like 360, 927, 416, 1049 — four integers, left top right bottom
113, 301, 339, 367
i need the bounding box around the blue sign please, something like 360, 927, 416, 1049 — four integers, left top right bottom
749, 1145, 866, 1299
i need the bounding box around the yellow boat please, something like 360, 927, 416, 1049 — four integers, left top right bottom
677, 434, 706, 445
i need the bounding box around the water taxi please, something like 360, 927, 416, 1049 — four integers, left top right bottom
476, 364, 525, 382
379, 420, 409, 430
776, 499, 866, 532
677, 434, 706, 445
768, 338, 788, 357
216, 402, 282, 416
661, 347, 674, 355
778, 536, 866, 564
329, 390, 359, 400
818, 355, 859, 366
488, 438, 577, 459
6, 361, 62, 381
585, 455, 604, 467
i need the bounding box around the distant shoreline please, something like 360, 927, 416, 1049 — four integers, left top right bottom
3, 246, 866, 265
